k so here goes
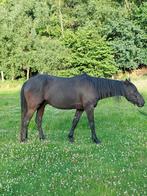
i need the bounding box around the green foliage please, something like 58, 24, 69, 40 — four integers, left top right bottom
0, 0, 146, 79
33, 38, 71, 74
131, 2, 147, 66
62, 28, 117, 77
0, 0, 70, 79
103, 18, 146, 70
133, 2, 147, 33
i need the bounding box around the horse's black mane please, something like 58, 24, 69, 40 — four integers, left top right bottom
82, 73, 125, 98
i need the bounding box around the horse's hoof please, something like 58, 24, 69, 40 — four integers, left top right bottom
93, 138, 101, 144
20, 138, 27, 143
40, 135, 46, 140
95, 141, 101, 144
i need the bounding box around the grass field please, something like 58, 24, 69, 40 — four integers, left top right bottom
0, 79, 147, 196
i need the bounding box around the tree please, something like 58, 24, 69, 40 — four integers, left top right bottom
63, 27, 117, 77
0, 0, 69, 79
103, 17, 146, 71
0, 0, 146, 80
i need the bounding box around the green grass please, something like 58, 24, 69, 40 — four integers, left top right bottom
0, 81, 147, 196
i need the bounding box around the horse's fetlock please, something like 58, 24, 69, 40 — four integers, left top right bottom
68, 135, 74, 143
68, 134, 73, 138
92, 137, 101, 144
39, 134, 46, 140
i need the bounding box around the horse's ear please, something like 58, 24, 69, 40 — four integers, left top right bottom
125, 78, 131, 82
124, 79, 131, 85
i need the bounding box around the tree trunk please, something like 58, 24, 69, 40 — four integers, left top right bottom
27, 67, 30, 80
124, 0, 131, 12
1, 71, 4, 82
11, 65, 15, 80
58, 0, 64, 38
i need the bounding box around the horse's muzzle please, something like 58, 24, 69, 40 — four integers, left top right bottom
137, 100, 145, 107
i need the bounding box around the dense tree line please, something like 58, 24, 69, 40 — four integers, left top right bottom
0, 0, 146, 80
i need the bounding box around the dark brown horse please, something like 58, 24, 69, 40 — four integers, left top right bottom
20, 73, 145, 144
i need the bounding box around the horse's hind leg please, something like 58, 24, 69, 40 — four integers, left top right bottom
35, 102, 46, 140
20, 108, 36, 142
68, 109, 83, 143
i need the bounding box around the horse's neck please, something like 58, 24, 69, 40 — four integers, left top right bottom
94, 78, 125, 99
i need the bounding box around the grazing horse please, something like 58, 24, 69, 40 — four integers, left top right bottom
20, 73, 145, 144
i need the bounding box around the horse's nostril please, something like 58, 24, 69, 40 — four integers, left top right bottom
138, 102, 144, 107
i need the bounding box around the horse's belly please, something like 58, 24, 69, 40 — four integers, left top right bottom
45, 85, 83, 109
49, 101, 76, 109
47, 96, 83, 110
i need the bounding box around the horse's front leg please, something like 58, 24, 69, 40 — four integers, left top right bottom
68, 109, 83, 143
85, 105, 101, 144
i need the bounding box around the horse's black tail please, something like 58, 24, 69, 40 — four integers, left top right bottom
20, 82, 27, 119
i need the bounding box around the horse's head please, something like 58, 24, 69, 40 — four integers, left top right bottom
123, 79, 145, 107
